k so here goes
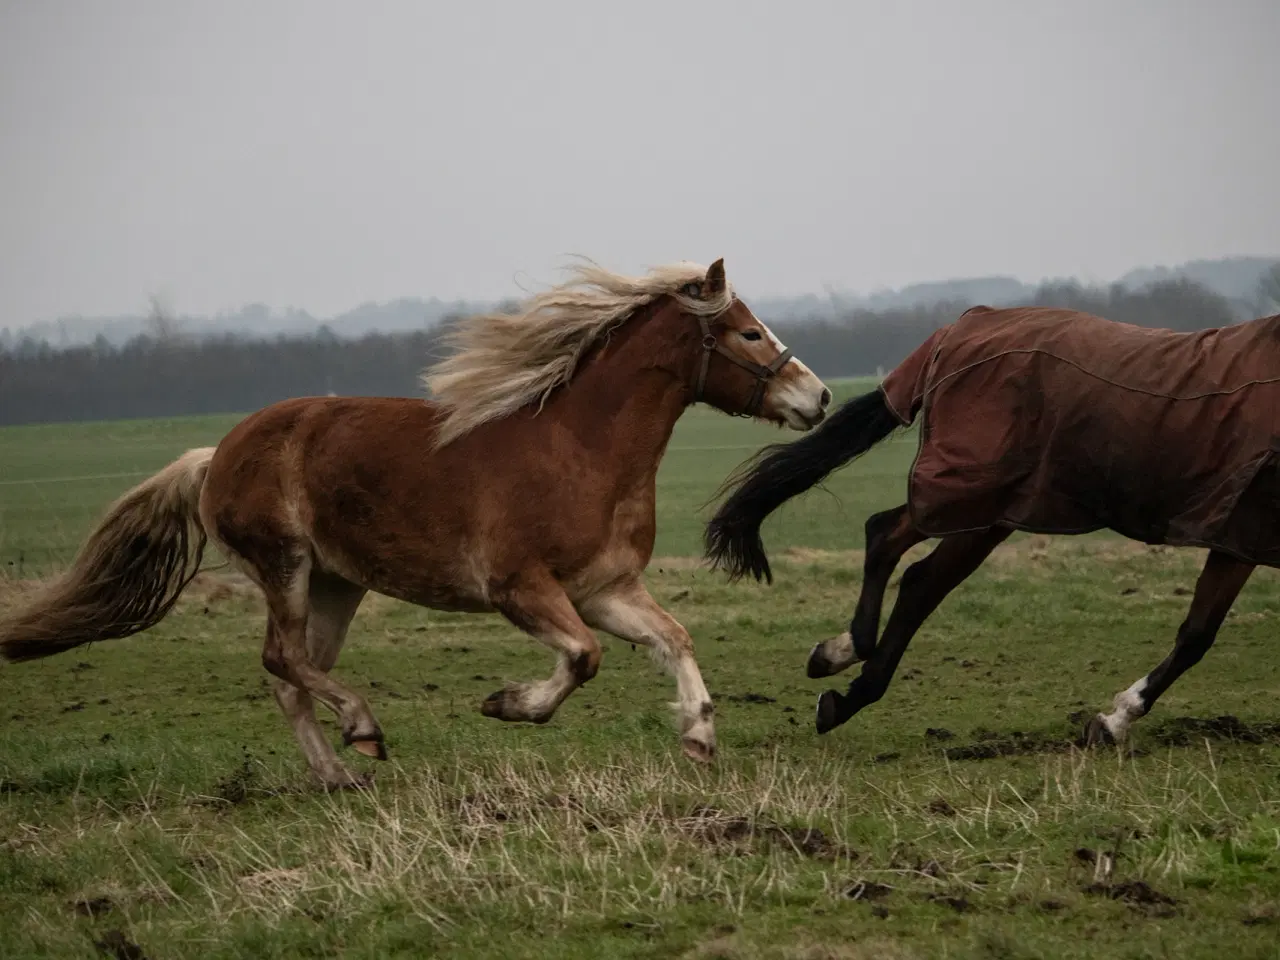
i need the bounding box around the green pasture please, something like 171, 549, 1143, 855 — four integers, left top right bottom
2, 379, 1279, 959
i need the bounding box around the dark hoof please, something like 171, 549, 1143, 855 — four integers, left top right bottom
807, 644, 836, 679
815, 690, 845, 735
480, 689, 507, 719
343, 729, 388, 760
1083, 714, 1116, 748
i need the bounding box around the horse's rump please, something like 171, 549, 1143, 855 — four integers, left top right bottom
881, 306, 1280, 562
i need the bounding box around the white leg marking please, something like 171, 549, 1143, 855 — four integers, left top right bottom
808, 632, 860, 675
512, 653, 583, 719
1099, 676, 1149, 741
580, 581, 715, 760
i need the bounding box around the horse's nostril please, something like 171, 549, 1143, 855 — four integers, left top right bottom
820, 388, 832, 408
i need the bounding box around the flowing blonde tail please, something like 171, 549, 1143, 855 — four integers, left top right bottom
0, 447, 215, 662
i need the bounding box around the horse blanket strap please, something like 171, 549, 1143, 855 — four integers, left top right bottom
693, 312, 793, 416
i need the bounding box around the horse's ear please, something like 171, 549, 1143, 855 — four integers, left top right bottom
705, 258, 726, 296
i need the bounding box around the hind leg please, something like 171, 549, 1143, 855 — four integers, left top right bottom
1085, 549, 1253, 746
258, 553, 387, 766
273, 570, 368, 789
816, 527, 1009, 734
808, 505, 925, 678
481, 572, 602, 724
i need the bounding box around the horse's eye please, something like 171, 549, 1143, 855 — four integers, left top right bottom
740, 330, 763, 342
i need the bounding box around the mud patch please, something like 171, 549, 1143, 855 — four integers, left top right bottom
73, 895, 115, 917
926, 893, 971, 913
1242, 903, 1280, 927
459, 792, 514, 824
678, 807, 854, 860
720, 692, 777, 705
844, 880, 893, 901
1083, 880, 1177, 913
1148, 715, 1280, 747
944, 728, 1072, 761
204, 750, 263, 806
93, 930, 149, 960
925, 798, 957, 817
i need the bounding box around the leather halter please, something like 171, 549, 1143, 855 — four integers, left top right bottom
692, 303, 793, 417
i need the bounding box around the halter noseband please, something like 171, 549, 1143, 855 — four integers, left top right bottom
692, 306, 793, 418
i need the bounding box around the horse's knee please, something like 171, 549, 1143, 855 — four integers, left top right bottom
571, 642, 602, 685
262, 642, 289, 680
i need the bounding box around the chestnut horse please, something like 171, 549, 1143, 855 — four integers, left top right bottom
706, 304, 1280, 749
0, 258, 829, 789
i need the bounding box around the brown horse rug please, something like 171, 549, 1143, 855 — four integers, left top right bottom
880, 305, 1280, 563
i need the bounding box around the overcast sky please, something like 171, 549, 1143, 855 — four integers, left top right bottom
2, 0, 1277, 325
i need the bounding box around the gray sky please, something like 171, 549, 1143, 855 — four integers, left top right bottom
2, 0, 1277, 325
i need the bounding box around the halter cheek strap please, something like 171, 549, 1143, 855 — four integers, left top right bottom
693, 311, 793, 418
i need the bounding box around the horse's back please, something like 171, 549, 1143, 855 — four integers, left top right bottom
883, 307, 1280, 562
199, 393, 628, 607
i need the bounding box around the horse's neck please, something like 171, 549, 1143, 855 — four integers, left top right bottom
551, 318, 691, 477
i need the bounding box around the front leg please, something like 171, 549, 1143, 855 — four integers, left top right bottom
484, 573, 603, 724
817, 528, 1008, 734
579, 577, 716, 762
808, 504, 924, 678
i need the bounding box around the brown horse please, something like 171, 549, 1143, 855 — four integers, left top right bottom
0, 258, 830, 788
706, 304, 1280, 748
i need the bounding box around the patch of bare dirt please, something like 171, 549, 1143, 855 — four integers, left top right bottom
843, 879, 893, 901
73, 895, 116, 917
1148, 715, 1280, 747
1082, 879, 1178, 914
943, 728, 1074, 761
925, 893, 971, 912
92, 930, 149, 960
1242, 902, 1280, 927
719, 691, 777, 705
676, 806, 855, 861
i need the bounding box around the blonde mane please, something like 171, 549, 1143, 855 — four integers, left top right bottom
421, 260, 734, 447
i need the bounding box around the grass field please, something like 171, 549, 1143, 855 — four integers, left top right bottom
3, 380, 1280, 959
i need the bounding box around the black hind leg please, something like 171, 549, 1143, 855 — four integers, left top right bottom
817, 527, 1009, 734
1084, 549, 1253, 746
807, 504, 925, 678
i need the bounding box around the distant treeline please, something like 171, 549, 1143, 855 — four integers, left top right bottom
0, 276, 1252, 427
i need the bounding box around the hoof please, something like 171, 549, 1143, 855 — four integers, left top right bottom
807, 632, 856, 679
480, 686, 552, 724
1083, 714, 1116, 748
806, 642, 837, 679
681, 736, 716, 764
480, 688, 508, 719
344, 729, 388, 760
815, 690, 845, 735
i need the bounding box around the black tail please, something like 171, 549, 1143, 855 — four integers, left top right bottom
704, 389, 901, 583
